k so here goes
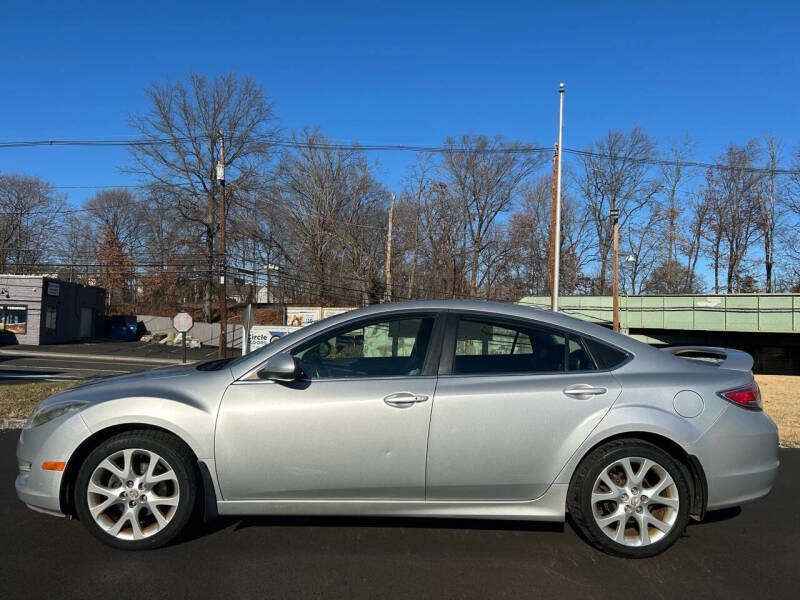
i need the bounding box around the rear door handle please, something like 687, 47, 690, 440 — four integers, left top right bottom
563, 385, 607, 399
383, 392, 429, 408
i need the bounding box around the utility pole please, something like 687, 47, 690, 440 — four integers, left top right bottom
384, 192, 395, 303
217, 131, 228, 358
548, 142, 558, 309
611, 206, 620, 332
552, 83, 565, 312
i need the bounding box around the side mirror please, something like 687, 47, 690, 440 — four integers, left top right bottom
258, 353, 300, 382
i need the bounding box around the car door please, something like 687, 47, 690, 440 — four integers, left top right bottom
215, 312, 443, 501
425, 312, 623, 502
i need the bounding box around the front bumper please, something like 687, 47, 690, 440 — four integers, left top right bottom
693, 405, 780, 511
15, 413, 91, 514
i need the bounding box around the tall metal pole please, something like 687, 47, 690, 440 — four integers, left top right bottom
217, 131, 228, 358
552, 83, 565, 312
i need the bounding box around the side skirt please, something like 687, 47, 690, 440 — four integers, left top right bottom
216, 484, 567, 521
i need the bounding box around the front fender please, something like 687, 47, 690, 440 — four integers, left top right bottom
79, 397, 216, 459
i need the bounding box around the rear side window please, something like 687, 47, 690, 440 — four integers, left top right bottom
584, 338, 629, 370
567, 336, 594, 371
452, 317, 569, 375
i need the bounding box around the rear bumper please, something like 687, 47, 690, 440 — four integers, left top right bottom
693, 405, 779, 511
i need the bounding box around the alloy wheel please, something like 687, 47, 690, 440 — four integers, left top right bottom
86, 448, 181, 540
590, 456, 680, 547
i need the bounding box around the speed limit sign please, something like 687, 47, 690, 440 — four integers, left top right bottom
172, 312, 194, 333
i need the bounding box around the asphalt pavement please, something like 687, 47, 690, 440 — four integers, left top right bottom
0, 353, 155, 382
1, 431, 797, 599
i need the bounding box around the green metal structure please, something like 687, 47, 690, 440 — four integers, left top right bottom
519, 294, 800, 374
519, 294, 800, 334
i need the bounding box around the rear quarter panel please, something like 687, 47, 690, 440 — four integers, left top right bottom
553, 358, 751, 486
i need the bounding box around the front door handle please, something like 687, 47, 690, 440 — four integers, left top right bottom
563, 384, 607, 399
384, 392, 429, 408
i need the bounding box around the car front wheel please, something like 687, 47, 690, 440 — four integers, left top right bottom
74, 430, 198, 550
567, 439, 691, 558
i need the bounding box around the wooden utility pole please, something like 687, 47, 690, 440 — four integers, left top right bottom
217, 131, 228, 358
384, 193, 395, 303
548, 142, 558, 309
611, 207, 620, 332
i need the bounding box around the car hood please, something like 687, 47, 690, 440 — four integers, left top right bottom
37, 362, 224, 410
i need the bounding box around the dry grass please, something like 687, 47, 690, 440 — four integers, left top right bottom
1, 376, 798, 447
756, 375, 800, 448
0, 381, 81, 419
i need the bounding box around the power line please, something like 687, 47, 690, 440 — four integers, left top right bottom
562, 148, 800, 176
2, 133, 799, 175
0, 134, 550, 154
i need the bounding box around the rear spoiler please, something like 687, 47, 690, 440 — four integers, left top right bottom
661, 346, 754, 372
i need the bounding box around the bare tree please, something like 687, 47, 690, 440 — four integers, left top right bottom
395, 154, 435, 299
658, 135, 696, 292
575, 127, 660, 293
84, 188, 146, 260
680, 194, 710, 292
0, 174, 64, 273
758, 135, 782, 292
127, 73, 277, 320
441, 134, 544, 296
621, 204, 665, 294
271, 129, 387, 305
416, 181, 469, 299
711, 142, 764, 292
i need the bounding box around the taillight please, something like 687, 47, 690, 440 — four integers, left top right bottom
718, 382, 762, 410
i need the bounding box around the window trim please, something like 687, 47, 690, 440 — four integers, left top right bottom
438, 310, 632, 378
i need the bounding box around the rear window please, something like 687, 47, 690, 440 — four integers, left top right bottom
584, 338, 629, 370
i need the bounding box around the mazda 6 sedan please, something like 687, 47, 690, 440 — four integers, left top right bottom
15, 300, 778, 557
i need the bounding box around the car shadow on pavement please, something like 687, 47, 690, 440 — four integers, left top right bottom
179, 514, 565, 545
179, 506, 743, 546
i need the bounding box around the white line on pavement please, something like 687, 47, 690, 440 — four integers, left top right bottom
0, 365, 130, 374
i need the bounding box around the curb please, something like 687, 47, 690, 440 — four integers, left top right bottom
0, 418, 26, 430
0, 349, 185, 365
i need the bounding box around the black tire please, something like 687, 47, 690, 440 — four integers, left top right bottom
74, 430, 198, 550
567, 439, 691, 558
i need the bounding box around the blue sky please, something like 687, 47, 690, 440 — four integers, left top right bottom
1, 0, 798, 206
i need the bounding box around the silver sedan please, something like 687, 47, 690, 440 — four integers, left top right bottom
15, 300, 778, 557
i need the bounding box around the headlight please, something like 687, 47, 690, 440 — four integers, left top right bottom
26, 401, 89, 428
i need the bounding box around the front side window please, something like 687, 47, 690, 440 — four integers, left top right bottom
1, 306, 28, 334
291, 315, 436, 379
451, 317, 600, 376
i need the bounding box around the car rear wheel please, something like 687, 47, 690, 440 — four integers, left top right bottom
567, 439, 691, 558
74, 430, 197, 550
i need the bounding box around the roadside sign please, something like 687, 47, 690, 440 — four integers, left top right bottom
173, 312, 194, 333
249, 325, 301, 352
